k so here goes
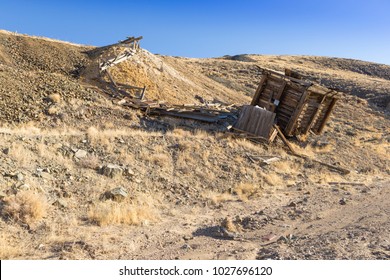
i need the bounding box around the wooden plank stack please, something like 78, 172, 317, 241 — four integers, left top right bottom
251, 67, 339, 137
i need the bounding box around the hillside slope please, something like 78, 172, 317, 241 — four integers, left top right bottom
0, 31, 389, 260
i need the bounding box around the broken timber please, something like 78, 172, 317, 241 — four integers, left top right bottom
99, 49, 137, 72
251, 67, 339, 137
274, 125, 350, 175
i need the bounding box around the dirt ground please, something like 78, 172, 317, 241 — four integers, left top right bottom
0, 30, 389, 260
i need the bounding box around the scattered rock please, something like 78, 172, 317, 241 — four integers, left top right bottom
38, 171, 53, 180
52, 198, 68, 208
3, 147, 10, 155
17, 184, 31, 191
183, 235, 193, 241
100, 164, 123, 178
181, 244, 192, 250
261, 233, 279, 242
288, 201, 297, 207
15, 173, 24, 181
124, 167, 135, 177
75, 149, 88, 158
215, 226, 237, 239
100, 187, 128, 201
339, 198, 347, 205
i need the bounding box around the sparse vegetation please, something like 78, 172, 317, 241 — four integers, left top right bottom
0, 30, 389, 260
2, 191, 47, 225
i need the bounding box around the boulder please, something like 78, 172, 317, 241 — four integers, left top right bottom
75, 149, 88, 159
100, 187, 128, 201
100, 164, 123, 178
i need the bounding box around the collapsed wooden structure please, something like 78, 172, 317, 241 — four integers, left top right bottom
249, 68, 339, 137
96, 36, 239, 123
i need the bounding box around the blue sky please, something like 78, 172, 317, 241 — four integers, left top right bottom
1, 0, 389, 64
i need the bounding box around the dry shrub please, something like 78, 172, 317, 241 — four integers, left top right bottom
47, 105, 60, 115
203, 191, 234, 205
273, 160, 301, 175
8, 143, 35, 167
169, 128, 192, 137
143, 150, 172, 168
86, 127, 113, 151
48, 93, 61, 103
234, 182, 262, 201
235, 138, 259, 151
88, 196, 159, 226
2, 191, 47, 224
77, 155, 101, 169
0, 233, 22, 259
86, 126, 99, 143
263, 173, 283, 186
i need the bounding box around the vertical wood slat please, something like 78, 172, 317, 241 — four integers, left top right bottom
316, 98, 338, 134
234, 105, 275, 139
251, 74, 268, 106
303, 95, 327, 135
284, 89, 310, 136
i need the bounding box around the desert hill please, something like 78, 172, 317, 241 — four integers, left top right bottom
0, 30, 389, 260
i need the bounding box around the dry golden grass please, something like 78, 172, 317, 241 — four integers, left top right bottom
88, 195, 159, 226
308, 172, 344, 184
263, 173, 283, 186
234, 182, 262, 201
2, 191, 47, 224
149, 153, 171, 168
8, 143, 35, 167
273, 160, 301, 176
203, 191, 234, 205
47, 105, 60, 115
0, 233, 22, 259
48, 93, 61, 103
221, 217, 241, 233
77, 154, 101, 169
88, 202, 157, 226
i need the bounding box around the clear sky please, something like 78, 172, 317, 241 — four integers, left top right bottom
1, 0, 389, 65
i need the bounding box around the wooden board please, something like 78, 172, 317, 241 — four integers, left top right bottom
234, 105, 276, 139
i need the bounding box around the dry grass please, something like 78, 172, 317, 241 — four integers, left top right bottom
149, 153, 171, 168
47, 105, 60, 115
203, 191, 234, 205
8, 143, 35, 167
234, 182, 262, 201
263, 173, 283, 186
273, 160, 301, 176
0, 233, 22, 259
77, 154, 101, 169
48, 93, 61, 103
88, 195, 159, 226
2, 191, 47, 225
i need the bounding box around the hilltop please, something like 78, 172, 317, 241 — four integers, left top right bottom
0, 30, 389, 260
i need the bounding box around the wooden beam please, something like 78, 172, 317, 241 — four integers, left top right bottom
284, 88, 310, 136
251, 74, 268, 106
316, 98, 337, 134
303, 95, 327, 135
275, 125, 350, 174
274, 125, 296, 154
140, 86, 146, 100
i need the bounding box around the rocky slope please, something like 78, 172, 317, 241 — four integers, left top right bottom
0, 30, 389, 260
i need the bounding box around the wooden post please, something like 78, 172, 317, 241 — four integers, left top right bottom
251, 74, 268, 106
317, 98, 337, 134
140, 86, 146, 100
